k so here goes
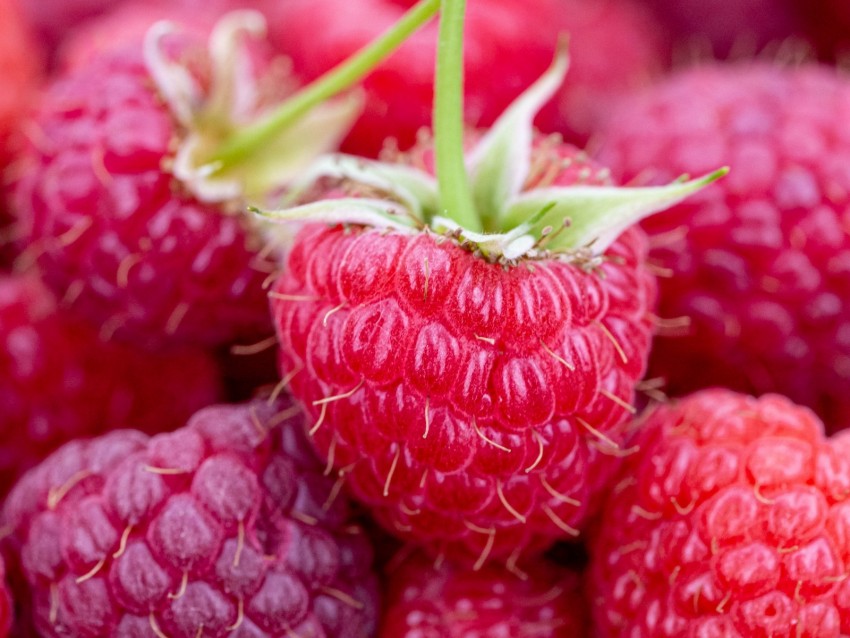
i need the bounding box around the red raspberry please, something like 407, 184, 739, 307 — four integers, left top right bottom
267, 0, 664, 156
0, 272, 221, 496
270, 141, 657, 565
380, 549, 587, 636
590, 389, 850, 637
1, 399, 379, 638
594, 62, 850, 431
8, 30, 280, 349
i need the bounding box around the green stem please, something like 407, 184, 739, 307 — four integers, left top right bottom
208, 0, 440, 171
433, 0, 480, 231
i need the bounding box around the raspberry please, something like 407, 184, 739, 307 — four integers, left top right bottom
590, 389, 850, 637
8, 32, 279, 349
0, 272, 221, 496
1, 399, 379, 638
594, 62, 850, 431
268, 0, 664, 156
380, 549, 587, 637
270, 140, 657, 565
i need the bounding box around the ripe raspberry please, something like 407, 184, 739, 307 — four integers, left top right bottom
0, 272, 221, 496
594, 62, 850, 431
590, 389, 850, 637
380, 549, 587, 637
271, 142, 657, 564
1, 399, 379, 638
267, 0, 664, 156
7, 28, 280, 349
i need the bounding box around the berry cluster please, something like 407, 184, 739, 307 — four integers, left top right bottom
1, 0, 849, 636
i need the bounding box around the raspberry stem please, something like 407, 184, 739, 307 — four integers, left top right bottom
208, 0, 440, 172
433, 0, 481, 232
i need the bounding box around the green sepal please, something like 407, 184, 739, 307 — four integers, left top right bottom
283, 154, 439, 224
252, 198, 421, 232
466, 42, 569, 232
502, 168, 729, 254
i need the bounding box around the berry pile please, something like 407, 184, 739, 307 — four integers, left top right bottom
1, 0, 850, 635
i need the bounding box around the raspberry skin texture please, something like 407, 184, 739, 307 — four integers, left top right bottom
379, 549, 587, 637
8, 40, 277, 350
1, 399, 379, 638
270, 144, 657, 565
267, 0, 664, 156
594, 62, 850, 431
0, 272, 221, 497
589, 389, 850, 637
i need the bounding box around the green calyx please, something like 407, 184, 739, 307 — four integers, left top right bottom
145, 0, 440, 204
257, 26, 728, 261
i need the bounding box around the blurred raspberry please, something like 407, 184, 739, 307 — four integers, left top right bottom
0, 272, 221, 496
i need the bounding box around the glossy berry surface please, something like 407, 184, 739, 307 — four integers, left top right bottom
0, 272, 221, 497
271, 144, 657, 565
591, 389, 850, 637
380, 549, 587, 637
8, 37, 277, 349
595, 62, 850, 431
1, 399, 379, 638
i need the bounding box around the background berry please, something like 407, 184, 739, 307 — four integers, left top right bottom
1, 399, 379, 637
594, 62, 850, 431
591, 389, 850, 637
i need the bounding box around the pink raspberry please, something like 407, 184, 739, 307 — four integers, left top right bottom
8, 29, 281, 349
380, 549, 587, 636
270, 140, 657, 565
590, 389, 850, 637
594, 62, 850, 431
0, 272, 221, 496
1, 399, 379, 637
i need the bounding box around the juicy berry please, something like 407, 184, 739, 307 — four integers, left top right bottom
594, 62, 850, 431
1, 398, 379, 637
590, 389, 850, 637
0, 272, 221, 496
271, 141, 657, 565
8, 24, 282, 349
380, 548, 587, 637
